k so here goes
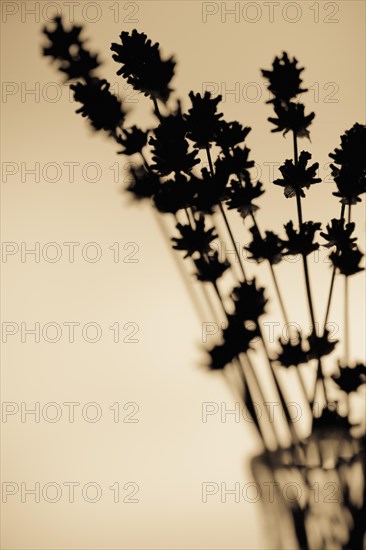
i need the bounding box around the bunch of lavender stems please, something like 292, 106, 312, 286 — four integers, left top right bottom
42, 19, 366, 458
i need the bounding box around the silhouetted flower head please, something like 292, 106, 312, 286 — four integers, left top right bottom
71, 78, 125, 132
329, 245, 364, 277
153, 173, 196, 214
274, 151, 321, 198
331, 164, 366, 205
329, 123, 366, 171
43, 17, 99, 81
329, 124, 366, 204
149, 111, 199, 176
194, 250, 230, 283
320, 218, 357, 249
268, 101, 315, 138
217, 146, 255, 178
192, 167, 230, 214
127, 165, 160, 201
307, 328, 338, 359
214, 121, 251, 151
245, 228, 284, 265
116, 126, 148, 155
172, 215, 217, 258
275, 332, 308, 367
185, 91, 223, 148
282, 221, 321, 256
225, 175, 264, 218
231, 279, 268, 321
208, 315, 258, 369
111, 30, 175, 102
262, 52, 308, 104
332, 363, 366, 394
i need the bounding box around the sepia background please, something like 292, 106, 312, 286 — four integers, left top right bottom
1, 1, 365, 548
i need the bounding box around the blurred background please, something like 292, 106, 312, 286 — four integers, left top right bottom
1, 1, 365, 548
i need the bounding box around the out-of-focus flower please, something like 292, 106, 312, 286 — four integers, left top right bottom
329, 245, 364, 277
192, 167, 230, 214
312, 405, 353, 437
153, 173, 196, 214
225, 175, 264, 218
111, 29, 175, 102
116, 126, 148, 156
71, 78, 125, 132
194, 250, 230, 283
282, 221, 321, 256
274, 151, 321, 198
329, 123, 366, 204
307, 328, 338, 359
331, 164, 366, 205
172, 215, 217, 258
127, 165, 160, 201
268, 101, 315, 138
217, 146, 255, 178
231, 279, 268, 321
214, 121, 251, 151
208, 314, 258, 369
149, 111, 199, 176
321, 218, 357, 249
275, 332, 308, 367
332, 363, 366, 394
43, 16, 100, 81
262, 52, 308, 104
185, 92, 223, 148
329, 123, 366, 171
245, 228, 284, 265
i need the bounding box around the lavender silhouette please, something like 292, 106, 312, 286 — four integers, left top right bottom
42, 18, 366, 549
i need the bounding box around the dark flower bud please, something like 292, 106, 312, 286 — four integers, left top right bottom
172, 215, 217, 258
331, 164, 366, 205
43, 16, 99, 81
192, 167, 230, 214
282, 220, 321, 256
153, 173, 196, 214
194, 250, 230, 283
214, 121, 251, 151
332, 363, 366, 394
274, 151, 321, 198
329, 245, 364, 277
127, 165, 160, 201
245, 228, 284, 265
231, 278, 268, 321
329, 123, 366, 171
217, 146, 255, 178
307, 328, 338, 359
320, 218, 357, 249
225, 175, 264, 219
185, 91, 223, 148
208, 314, 258, 369
71, 78, 125, 133
312, 405, 353, 437
116, 126, 149, 156
262, 52, 308, 104
149, 111, 199, 176
275, 332, 308, 367
111, 29, 175, 102
268, 101, 315, 138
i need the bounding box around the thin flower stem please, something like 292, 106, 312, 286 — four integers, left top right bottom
151, 95, 163, 121
323, 203, 346, 330
212, 281, 281, 449
344, 204, 352, 363
257, 323, 300, 447
205, 145, 247, 281
293, 131, 327, 414
250, 212, 310, 407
